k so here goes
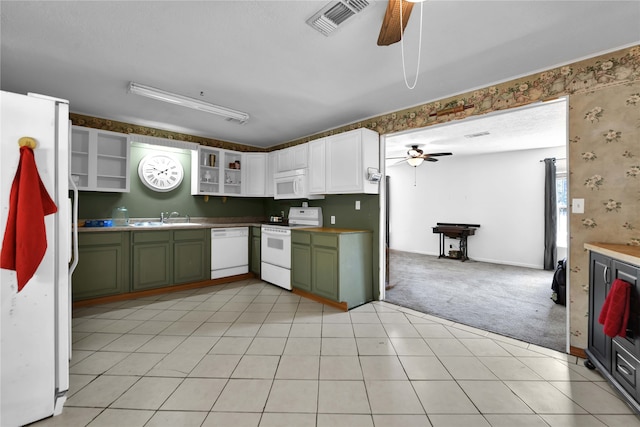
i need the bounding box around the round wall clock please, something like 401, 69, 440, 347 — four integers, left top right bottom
138, 153, 184, 192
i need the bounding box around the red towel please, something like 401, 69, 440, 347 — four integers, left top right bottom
1, 146, 57, 292
598, 278, 632, 338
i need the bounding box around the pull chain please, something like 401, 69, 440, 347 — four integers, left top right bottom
400, 0, 424, 90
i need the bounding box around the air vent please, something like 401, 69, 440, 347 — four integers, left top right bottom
307, 0, 370, 36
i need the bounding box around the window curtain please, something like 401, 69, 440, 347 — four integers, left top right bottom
543, 158, 557, 270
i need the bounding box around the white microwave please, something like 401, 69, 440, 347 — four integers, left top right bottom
273, 169, 324, 200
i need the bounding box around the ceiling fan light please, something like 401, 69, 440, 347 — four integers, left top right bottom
407, 157, 424, 167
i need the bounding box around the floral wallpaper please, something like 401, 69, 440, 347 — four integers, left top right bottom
71, 45, 640, 353
568, 81, 640, 349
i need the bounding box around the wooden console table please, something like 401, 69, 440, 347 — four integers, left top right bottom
432, 222, 480, 261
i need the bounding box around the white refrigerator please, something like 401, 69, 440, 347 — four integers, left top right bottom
0, 90, 78, 426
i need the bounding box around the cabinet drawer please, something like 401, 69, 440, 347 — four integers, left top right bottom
173, 229, 207, 241
132, 230, 171, 243
292, 232, 311, 245
312, 233, 338, 248
79, 232, 123, 246
612, 341, 640, 397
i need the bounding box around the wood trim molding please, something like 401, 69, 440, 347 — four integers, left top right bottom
291, 288, 348, 312
570, 346, 587, 359
72, 273, 254, 309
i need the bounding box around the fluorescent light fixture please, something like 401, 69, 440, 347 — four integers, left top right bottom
406, 157, 424, 167
128, 82, 249, 125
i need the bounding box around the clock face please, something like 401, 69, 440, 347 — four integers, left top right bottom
138, 154, 184, 192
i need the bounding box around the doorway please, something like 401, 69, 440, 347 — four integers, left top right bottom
379, 99, 569, 352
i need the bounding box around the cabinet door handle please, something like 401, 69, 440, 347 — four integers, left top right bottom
618, 364, 632, 376
603, 266, 609, 285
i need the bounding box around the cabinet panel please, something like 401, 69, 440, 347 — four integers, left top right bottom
243, 153, 267, 197
612, 341, 640, 400
309, 138, 326, 194
324, 128, 379, 195
73, 232, 129, 300
312, 246, 339, 300
292, 243, 312, 291
174, 240, 207, 284
132, 242, 172, 290
612, 260, 640, 355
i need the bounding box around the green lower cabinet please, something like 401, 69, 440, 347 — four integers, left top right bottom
173, 229, 210, 284
132, 229, 210, 290
312, 246, 338, 300
292, 243, 312, 291
250, 226, 261, 275
291, 230, 372, 308
73, 232, 130, 301
132, 231, 172, 291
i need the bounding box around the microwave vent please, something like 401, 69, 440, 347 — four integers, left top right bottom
307, 0, 370, 36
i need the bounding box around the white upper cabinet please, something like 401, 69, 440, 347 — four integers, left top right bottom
191, 146, 243, 196
266, 151, 277, 197
308, 137, 326, 194
276, 144, 308, 172
242, 152, 267, 197
325, 128, 380, 194
71, 126, 130, 192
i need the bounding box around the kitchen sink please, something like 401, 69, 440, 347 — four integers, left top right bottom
131, 221, 201, 227
131, 221, 164, 227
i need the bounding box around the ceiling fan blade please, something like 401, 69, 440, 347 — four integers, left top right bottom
424, 152, 453, 157
425, 157, 439, 162
385, 156, 409, 160
377, 0, 414, 46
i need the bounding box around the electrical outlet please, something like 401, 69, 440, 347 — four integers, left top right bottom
572, 198, 585, 214
355, 200, 361, 210
330, 215, 336, 225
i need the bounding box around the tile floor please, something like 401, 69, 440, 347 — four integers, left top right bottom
34, 278, 640, 427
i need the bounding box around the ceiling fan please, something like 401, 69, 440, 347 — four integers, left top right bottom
378, 0, 420, 46
387, 145, 452, 166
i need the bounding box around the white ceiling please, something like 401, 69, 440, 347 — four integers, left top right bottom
1, 1, 639, 149
385, 98, 567, 166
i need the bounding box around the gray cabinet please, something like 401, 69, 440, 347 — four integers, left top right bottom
586, 248, 640, 412
291, 230, 373, 309
73, 232, 130, 301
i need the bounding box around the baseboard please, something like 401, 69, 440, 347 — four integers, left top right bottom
570, 346, 587, 359
72, 273, 255, 309
292, 288, 348, 312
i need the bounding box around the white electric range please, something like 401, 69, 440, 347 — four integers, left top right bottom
261, 207, 323, 290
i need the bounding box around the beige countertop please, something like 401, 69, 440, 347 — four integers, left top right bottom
78, 217, 264, 232
294, 227, 372, 234
584, 242, 640, 266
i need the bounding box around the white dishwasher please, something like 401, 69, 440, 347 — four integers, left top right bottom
211, 227, 249, 279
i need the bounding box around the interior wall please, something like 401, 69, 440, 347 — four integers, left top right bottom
388, 146, 566, 269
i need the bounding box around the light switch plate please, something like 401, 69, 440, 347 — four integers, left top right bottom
355, 201, 361, 210
572, 198, 585, 214
331, 215, 336, 225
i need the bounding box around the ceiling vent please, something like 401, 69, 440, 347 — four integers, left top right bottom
306, 0, 370, 36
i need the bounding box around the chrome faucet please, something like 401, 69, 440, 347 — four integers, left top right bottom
185, 214, 190, 223
160, 211, 168, 223
169, 211, 180, 220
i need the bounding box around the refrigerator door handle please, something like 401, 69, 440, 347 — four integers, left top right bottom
68, 175, 79, 276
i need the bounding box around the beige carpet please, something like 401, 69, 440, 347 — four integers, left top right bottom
385, 250, 566, 352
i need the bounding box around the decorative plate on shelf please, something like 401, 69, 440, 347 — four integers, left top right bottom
138, 153, 184, 192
